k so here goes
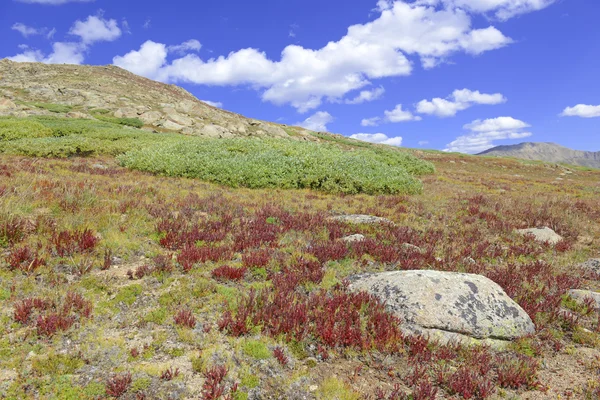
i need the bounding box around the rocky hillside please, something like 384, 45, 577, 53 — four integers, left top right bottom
0, 58, 314, 140
478, 142, 600, 169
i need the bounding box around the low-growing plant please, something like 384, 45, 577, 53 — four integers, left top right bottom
105, 372, 132, 398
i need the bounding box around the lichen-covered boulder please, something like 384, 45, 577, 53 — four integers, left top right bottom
348, 270, 534, 343
340, 234, 365, 243
516, 226, 563, 244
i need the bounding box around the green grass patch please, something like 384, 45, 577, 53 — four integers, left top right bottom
28, 102, 73, 113
242, 339, 271, 360
118, 138, 433, 195
0, 118, 54, 140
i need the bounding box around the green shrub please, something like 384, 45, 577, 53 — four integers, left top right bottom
242, 339, 270, 360
0, 118, 53, 140
29, 102, 73, 113
93, 113, 144, 128
118, 138, 432, 195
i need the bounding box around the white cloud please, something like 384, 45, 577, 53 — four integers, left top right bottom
47, 28, 56, 39
9, 14, 120, 65
143, 19, 151, 29
201, 100, 223, 108
15, 0, 94, 3
350, 132, 403, 146
445, 116, 532, 153
418, 140, 429, 146
416, 88, 506, 117
121, 19, 131, 35
69, 15, 121, 44
168, 40, 202, 55
464, 116, 530, 132
11, 23, 40, 37
441, 0, 556, 21
361, 117, 381, 127
296, 111, 334, 131
560, 104, 600, 118
384, 104, 422, 122
345, 87, 385, 104
113, 1, 516, 112
112, 41, 169, 79
8, 42, 85, 64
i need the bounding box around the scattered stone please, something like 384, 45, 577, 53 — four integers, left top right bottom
567, 289, 600, 308
139, 110, 163, 124
113, 107, 138, 119
402, 243, 423, 253
516, 226, 563, 244
157, 119, 185, 132
66, 111, 91, 119
163, 107, 194, 126
578, 259, 600, 275
340, 234, 365, 243
0, 98, 17, 110
329, 214, 394, 225
348, 270, 535, 344
198, 124, 233, 138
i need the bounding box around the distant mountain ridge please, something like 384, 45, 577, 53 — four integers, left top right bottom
478, 142, 600, 169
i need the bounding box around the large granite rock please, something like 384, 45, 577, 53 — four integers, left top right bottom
0, 98, 16, 111
516, 226, 563, 244
349, 270, 535, 345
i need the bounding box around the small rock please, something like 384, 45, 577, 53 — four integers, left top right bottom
402, 243, 423, 253
567, 289, 600, 308
0, 98, 16, 111
329, 214, 394, 225
340, 234, 365, 243
308, 385, 318, 392
516, 226, 563, 245
578, 259, 600, 275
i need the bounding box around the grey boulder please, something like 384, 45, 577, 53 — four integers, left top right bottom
567, 289, 600, 308
578, 259, 600, 276
349, 270, 534, 344
516, 226, 563, 244
330, 214, 393, 225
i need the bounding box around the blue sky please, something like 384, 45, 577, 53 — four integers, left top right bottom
1, 0, 599, 153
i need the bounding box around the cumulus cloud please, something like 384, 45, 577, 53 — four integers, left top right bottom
440, 0, 557, 21
11, 23, 40, 37
416, 88, 506, 117
345, 87, 385, 104
361, 104, 421, 127
444, 116, 532, 153
112, 41, 168, 79
361, 117, 381, 127
384, 104, 422, 122
168, 39, 202, 55
8, 42, 85, 64
296, 111, 334, 132
69, 15, 121, 44
464, 116, 530, 132
201, 100, 223, 108
9, 14, 121, 65
560, 104, 600, 118
15, 0, 94, 4
350, 132, 403, 146
113, 1, 516, 111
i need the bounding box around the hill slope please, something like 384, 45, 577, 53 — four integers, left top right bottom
0, 58, 311, 140
478, 142, 600, 169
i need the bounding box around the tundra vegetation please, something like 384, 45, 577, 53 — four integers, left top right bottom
0, 115, 599, 399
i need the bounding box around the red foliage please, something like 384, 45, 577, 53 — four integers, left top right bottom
201, 365, 228, 400
178, 245, 233, 272
36, 313, 75, 337
50, 228, 99, 257
447, 367, 495, 399
0, 216, 25, 245
174, 308, 197, 328
105, 372, 132, 398
308, 241, 348, 264
212, 265, 247, 281
219, 282, 403, 353
160, 367, 180, 381
242, 248, 272, 268
6, 245, 46, 273
273, 347, 288, 366
496, 355, 540, 390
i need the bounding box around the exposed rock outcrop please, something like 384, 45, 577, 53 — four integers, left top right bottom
516, 227, 563, 244
349, 270, 535, 346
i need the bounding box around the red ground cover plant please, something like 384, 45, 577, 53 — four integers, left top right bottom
13, 292, 92, 337
174, 308, 196, 328
211, 265, 247, 281
273, 346, 288, 366
5, 245, 46, 273
105, 372, 132, 398
201, 365, 229, 400
50, 228, 99, 257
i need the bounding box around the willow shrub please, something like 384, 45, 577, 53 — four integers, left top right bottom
118, 138, 434, 195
